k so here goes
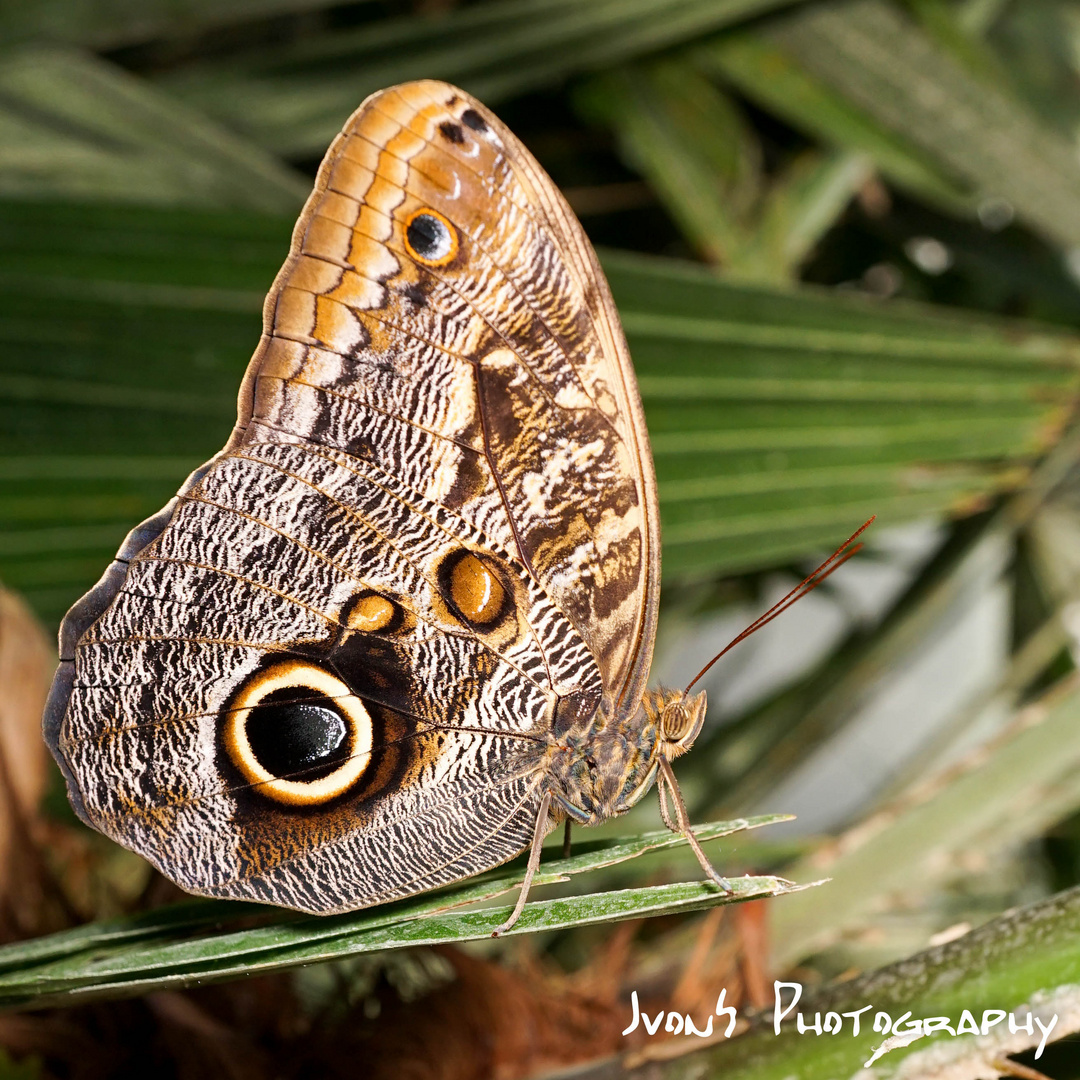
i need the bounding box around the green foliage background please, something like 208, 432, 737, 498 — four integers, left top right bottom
4, 1, 1080, 1076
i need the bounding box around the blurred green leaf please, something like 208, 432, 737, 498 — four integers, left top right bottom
2, 201, 1077, 622
577, 62, 869, 281
904, 0, 1019, 90
0, 46, 308, 210
971, 0, 1080, 134
958, 0, 1012, 35
605, 251, 1080, 576
576, 61, 760, 266
751, 0, 1080, 250
0, 0, 367, 50
0, 1048, 42, 1080
770, 670, 1080, 968
690, 418, 1080, 818
699, 33, 974, 214
741, 148, 872, 282
154, 0, 809, 158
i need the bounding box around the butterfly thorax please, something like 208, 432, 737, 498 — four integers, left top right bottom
545, 688, 706, 825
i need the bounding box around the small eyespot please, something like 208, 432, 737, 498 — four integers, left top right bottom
438, 120, 464, 144
439, 550, 508, 627
451, 552, 505, 624
346, 592, 398, 633
404, 208, 458, 267
460, 108, 487, 134
224, 662, 372, 806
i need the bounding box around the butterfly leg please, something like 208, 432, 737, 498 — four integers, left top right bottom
492, 789, 552, 937
562, 819, 573, 860
658, 757, 734, 894
656, 769, 678, 832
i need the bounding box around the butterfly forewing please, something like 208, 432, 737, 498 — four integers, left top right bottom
44, 81, 660, 913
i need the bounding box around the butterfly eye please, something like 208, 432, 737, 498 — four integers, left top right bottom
404, 208, 458, 267
439, 550, 509, 627
224, 661, 372, 806
660, 691, 708, 752
661, 702, 692, 741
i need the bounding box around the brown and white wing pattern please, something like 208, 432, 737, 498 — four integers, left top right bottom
44, 81, 660, 913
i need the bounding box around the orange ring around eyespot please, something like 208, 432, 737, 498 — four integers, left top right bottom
223, 661, 372, 806
403, 207, 459, 267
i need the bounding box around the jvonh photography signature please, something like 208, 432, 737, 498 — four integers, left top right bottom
622, 980, 1060, 1066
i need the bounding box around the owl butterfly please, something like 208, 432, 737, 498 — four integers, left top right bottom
45, 80, 865, 934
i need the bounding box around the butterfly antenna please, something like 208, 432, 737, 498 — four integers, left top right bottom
684, 517, 875, 694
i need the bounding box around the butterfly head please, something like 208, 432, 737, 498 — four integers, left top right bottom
643, 687, 708, 760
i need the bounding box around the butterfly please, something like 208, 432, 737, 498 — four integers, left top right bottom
44, 80, 863, 934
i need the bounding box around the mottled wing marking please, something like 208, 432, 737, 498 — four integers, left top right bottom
47, 80, 659, 913
246, 80, 659, 709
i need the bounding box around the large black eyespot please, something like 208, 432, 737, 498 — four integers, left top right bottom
404, 208, 458, 267
224, 662, 372, 806
246, 691, 350, 782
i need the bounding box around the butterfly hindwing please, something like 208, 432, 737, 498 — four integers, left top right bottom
45, 81, 660, 912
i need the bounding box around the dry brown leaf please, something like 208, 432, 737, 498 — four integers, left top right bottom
0, 584, 57, 937
292, 945, 633, 1080
0, 586, 51, 829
